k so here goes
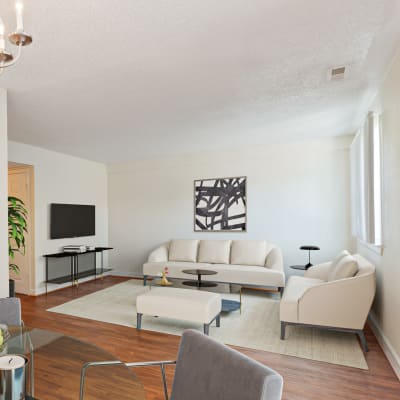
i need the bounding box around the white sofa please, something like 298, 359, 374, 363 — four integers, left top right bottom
280, 252, 376, 352
142, 239, 285, 290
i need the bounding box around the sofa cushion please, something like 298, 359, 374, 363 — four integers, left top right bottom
198, 240, 231, 264
169, 240, 199, 262
211, 264, 285, 287
230, 240, 267, 266
328, 254, 358, 281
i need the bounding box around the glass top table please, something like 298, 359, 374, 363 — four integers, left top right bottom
2, 327, 145, 400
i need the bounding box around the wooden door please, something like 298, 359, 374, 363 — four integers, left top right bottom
8, 166, 34, 295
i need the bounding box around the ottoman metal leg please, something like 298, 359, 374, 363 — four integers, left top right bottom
204, 323, 210, 335
280, 321, 286, 340
216, 314, 221, 328
137, 313, 143, 330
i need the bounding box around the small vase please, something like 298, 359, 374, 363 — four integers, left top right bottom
160, 275, 171, 286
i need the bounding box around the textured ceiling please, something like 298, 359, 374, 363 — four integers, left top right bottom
2, 0, 400, 162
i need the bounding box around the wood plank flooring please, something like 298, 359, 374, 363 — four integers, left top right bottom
18, 277, 400, 400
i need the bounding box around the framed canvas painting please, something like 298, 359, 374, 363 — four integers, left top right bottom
194, 176, 247, 232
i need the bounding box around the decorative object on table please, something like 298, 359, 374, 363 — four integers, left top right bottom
194, 176, 246, 231
301, 245, 320, 269
0, 1, 33, 76
8, 196, 28, 297
158, 266, 172, 286
0, 354, 29, 400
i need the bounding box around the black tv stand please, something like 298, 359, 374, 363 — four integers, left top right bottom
43, 247, 113, 294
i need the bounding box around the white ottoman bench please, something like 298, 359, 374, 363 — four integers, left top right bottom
136, 287, 222, 335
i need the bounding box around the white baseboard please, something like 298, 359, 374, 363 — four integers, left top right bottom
30, 273, 113, 296
108, 271, 142, 278
368, 311, 400, 380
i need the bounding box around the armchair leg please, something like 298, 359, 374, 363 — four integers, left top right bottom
280, 321, 286, 340
357, 330, 369, 352
204, 323, 209, 335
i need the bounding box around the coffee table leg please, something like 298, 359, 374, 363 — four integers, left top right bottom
216, 314, 220, 328
204, 323, 209, 335
198, 273, 202, 288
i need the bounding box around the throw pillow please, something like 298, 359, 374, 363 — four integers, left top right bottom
198, 240, 231, 264
328, 254, 358, 281
169, 240, 199, 262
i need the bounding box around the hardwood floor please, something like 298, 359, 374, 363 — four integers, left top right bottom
19, 276, 400, 400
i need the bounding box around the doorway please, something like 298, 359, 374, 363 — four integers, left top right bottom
8, 163, 35, 295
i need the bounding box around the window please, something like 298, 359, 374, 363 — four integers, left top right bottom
350, 112, 382, 246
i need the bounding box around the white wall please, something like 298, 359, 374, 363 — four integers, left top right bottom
108, 136, 354, 276
8, 141, 109, 295
357, 48, 400, 378
0, 89, 8, 297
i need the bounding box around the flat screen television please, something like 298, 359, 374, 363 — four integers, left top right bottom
50, 203, 95, 239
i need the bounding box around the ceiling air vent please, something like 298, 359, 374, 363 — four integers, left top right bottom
328, 65, 347, 81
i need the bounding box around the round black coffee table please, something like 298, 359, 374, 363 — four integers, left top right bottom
182, 269, 218, 288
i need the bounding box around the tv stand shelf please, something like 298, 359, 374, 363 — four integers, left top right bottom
43, 247, 113, 294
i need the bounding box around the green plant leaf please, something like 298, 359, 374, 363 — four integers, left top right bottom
8, 196, 28, 276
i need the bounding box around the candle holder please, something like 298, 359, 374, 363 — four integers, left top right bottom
0, 1, 33, 74
8, 31, 33, 46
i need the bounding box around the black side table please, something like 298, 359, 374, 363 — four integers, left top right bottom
290, 245, 320, 271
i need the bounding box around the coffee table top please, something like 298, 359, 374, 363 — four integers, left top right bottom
182, 269, 217, 276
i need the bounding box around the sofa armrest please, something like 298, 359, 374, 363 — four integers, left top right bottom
303, 262, 332, 281
265, 247, 284, 272
148, 243, 169, 263
297, 273, 376, 330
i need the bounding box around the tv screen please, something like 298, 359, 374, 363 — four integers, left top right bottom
50, 203, 95, 239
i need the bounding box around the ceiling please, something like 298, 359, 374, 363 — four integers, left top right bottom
2, 0, 400, 163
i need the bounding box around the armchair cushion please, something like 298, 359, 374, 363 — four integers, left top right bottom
169, 240, 199, 262
331, 250, 349, 268
328, 254, 358, 281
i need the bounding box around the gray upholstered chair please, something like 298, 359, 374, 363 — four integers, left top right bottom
0, 297, 34, 397
80, 329, 283, 400
0, 297, 22, 326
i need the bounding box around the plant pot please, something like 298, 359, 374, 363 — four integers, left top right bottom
8, 279, 15, 298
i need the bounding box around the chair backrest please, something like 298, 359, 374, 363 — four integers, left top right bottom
353, 254, 376, 277
0, 297, 22, 326
171, 330, 283, 400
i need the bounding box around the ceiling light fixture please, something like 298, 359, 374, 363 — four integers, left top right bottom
0, 1, 32, 75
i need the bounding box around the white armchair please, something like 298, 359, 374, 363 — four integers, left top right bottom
280, 254, 376, 352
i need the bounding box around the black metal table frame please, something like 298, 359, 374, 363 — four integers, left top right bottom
181, 269, 218, 288
43, 247, 113, 294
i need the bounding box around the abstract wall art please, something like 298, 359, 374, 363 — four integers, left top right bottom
194, 176, 247, 232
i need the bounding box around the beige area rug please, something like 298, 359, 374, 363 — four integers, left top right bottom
48, 280, 368, 370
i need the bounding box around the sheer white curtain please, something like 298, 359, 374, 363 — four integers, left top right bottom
350, 112, 382, 246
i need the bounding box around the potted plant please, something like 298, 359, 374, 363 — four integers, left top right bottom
8, 196, 28, 297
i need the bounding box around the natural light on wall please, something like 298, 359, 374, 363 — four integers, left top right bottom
350, 112, 382, 247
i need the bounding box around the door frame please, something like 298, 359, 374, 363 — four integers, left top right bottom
8, 164, 35, 295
